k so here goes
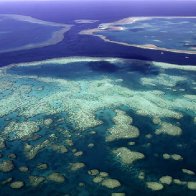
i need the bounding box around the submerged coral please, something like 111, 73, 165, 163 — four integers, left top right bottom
0, 160, 14, 172
44, 118, 53, 126
88, 143, 95, 148
51, 144, 68, 154
106, 110, 139, 142
1, 178, 12, 185
10, 181, 24, 189
146, 182, 164, 191
173, 179, 186, 185
47, 172, 65, 183
159, 176, 173, 185
37, 163, 48, 170
93, 176, 104, 183
163, 153, 183, 161
155, 122, 182, 136
8, 154, 16, 159
0, 139, 5, 150
70, 162, 85, 171
29, 176, 45, 187
19, 166, 29, 173
88, 169, 99, 176
112, 193, 125, 196
187, 182, 196, 190
138, 171, 145, 180
74, 151, 83, 157
3, 121, 41, 140
182, 169, 195, 175
24, 140, 50, 160
101, 178, 121, 189
112, 147, 145, 165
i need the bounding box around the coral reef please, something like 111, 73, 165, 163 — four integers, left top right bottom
3, 121, 40, 140
47, 172, 65, 183
173, 179, 186, 185
101, 178, 121, 189
74, 151, 83, 157
10, 181, 24, 189
159, 176, 173, 185
37, 163, 48, 170
44, 118, 53, 126
51, 144, 68, 154
29, 176, 45, 187
70, 162, 85, 171
155, 122, 182, 136
8, 153, 16, 159
0, 160, 14, 172
19, 166, 29, 173
106, 110, 139, 142
146, 182, 164, 191
112, 147, 145, 165
88, 169, 99, 176
187, 182, 196, 190
182, 169, 195, 175
163, 153, 183, 161
88, 143, 95, 148
0, 139, 5, 150
1, 178, 12, 185
24, 140, 49, 160
112, 193, 125, 196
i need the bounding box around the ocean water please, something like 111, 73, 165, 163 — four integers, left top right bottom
0, 1, 196, 66
0, 1, 196, 196
95, 17, 196, 52
0, 15, 71, 53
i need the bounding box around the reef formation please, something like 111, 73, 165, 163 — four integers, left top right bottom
0, 57, 195, 195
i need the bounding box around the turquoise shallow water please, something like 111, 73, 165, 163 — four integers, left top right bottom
0, 57, 196, 195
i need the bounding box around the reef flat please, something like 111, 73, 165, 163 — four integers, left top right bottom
80, 17, 196, 54
0, 14, 72, 53
0, 57, 196, 195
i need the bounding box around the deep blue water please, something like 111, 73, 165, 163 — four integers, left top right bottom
0, 16, 63, 52
0, 1, 196, 66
